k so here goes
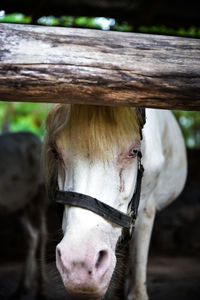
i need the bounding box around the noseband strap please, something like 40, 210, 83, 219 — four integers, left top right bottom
55, 191, 132, 229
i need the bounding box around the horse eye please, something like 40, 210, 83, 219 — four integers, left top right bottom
129, 148, 138, 157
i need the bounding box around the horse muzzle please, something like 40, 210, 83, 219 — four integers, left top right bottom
56, 240, 116, 298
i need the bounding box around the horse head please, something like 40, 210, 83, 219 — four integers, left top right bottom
44, 104, 144, 298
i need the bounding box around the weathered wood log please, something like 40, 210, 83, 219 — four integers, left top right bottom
0, 23, 200, 110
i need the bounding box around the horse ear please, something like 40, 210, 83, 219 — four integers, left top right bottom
136, 108, 146, 139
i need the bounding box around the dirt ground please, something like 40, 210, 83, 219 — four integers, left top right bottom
0, 255, 199, 300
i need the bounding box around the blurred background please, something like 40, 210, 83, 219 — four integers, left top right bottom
0, 1, 200, 299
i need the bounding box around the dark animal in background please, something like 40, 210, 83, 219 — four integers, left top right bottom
0, 131, 47, 298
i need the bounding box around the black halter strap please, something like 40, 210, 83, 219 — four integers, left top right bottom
55, 191, 132, 229
55, 108, 146, 244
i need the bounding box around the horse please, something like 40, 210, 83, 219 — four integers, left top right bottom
0, 131, 47, 299
44, 104, 187, 300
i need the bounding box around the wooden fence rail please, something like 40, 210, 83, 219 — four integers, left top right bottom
0, 23, 200, 110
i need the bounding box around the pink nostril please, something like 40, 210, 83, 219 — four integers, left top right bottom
95, 250, 109, 275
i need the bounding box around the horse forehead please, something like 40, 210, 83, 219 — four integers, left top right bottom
72, 156, 118, 177
57, 137, 119, 166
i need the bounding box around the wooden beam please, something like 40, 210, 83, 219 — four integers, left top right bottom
0, 23, 200, 110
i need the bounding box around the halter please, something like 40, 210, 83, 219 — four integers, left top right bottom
55, 108, 145, 244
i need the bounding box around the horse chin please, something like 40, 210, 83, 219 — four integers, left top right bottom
66, 285, 109, 299
63, 270, 112, 299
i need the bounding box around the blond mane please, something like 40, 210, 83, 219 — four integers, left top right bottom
43, 104, 141, 195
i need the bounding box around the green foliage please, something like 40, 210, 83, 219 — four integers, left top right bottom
139, 25, 200, 38
59, 16, 74, 27
111, 21, 133, 32
37, 15, 59, 26
75, 17, 101, 29
0, 12, 31, 24
173, 111, 200, 148
33, 15, 103, 29
1, 12, 200, 38
0, 102, 51, 139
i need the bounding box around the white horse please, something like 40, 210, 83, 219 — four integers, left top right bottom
44, 105, 187, 300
